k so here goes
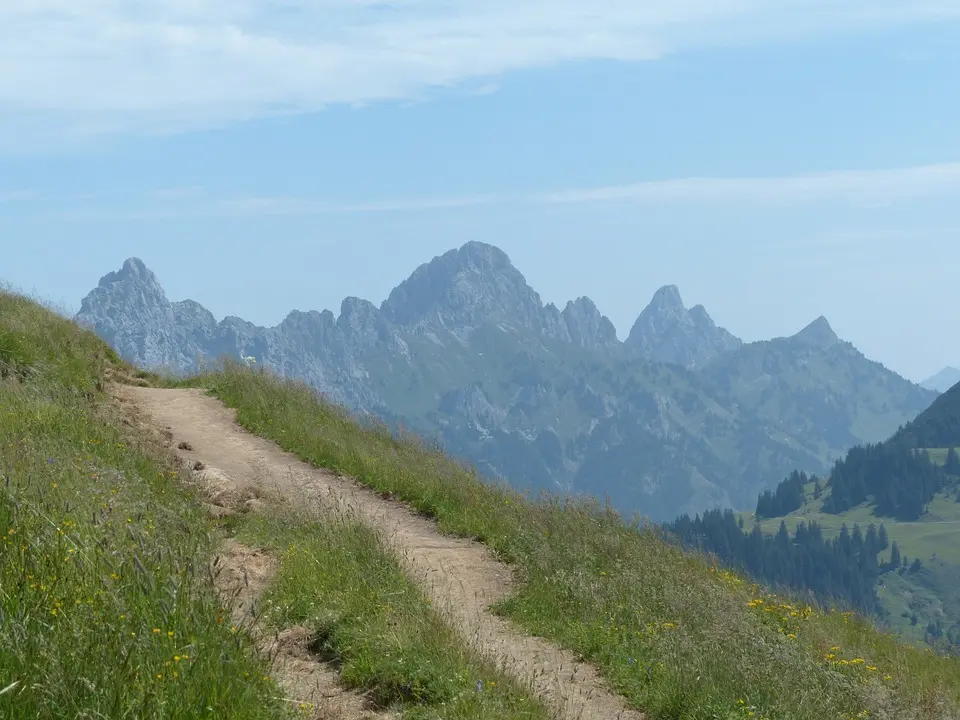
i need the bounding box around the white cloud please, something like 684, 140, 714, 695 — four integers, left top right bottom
1, 0, 958, 139
58, 161, 960, 221
542, 162, 960, 206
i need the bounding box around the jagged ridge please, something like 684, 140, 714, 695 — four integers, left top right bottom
74, 242, 937, 521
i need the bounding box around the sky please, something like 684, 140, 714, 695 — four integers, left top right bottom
1, 1, 959, 383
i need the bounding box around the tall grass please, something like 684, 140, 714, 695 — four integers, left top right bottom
196, 364, 960, 720
0, 293, 288, 719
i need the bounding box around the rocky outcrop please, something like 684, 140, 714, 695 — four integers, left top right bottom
562, 297, 620, 352
624, 285, 742, 368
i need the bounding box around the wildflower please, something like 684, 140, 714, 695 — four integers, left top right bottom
153, 628, 160, 634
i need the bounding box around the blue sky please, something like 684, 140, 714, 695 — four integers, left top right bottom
2, 1, 959, 382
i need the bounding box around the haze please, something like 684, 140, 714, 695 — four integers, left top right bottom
2, 1, 959, 382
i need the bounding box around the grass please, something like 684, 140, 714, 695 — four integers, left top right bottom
0, 290, 548, 719
0, 292, 288, 719
232, 504, 551, 719
186, 363, 960, 720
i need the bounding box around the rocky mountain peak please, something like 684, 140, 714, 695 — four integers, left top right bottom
380, 241, 547, 334
119, 256, 149, 277
79, 257, 168, 316
792, 315, 840, 349
625, 286, 741, 368
89, 257, 161, 294
688, 304, 712, 327
562, 297, 619, 350
76, 258, 183, 370
649, 284, 685, 312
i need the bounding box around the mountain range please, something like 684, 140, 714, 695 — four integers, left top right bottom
75, 241, 938, 521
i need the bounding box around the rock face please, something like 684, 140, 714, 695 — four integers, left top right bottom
75, 241, 938, 522
624, 285, 742, 368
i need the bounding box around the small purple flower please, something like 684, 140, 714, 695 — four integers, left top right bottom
475, 681, 483, 693
46, 458, 55, 464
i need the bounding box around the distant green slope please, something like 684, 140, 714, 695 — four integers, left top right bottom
722, 375, 960, 649
747, 450, 960, 649
893, 380, 960, 449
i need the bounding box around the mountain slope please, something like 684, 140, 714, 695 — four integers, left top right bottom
721, 384, 960, 651
75, 242, 937, 521
893, 379, 960, 450
921, 366, 960, 393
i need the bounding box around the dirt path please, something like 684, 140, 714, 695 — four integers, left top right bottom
214, 540, 394, 720
116, 385, 642, 720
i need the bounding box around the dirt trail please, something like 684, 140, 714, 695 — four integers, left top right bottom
214, 540, 394, 720
115, 385, 643, 720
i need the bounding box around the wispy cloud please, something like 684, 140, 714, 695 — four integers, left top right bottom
49, 161, 960, 221
0, 190, 37, 203
181, 161, 960, 216
212, 193, 506, 216
1, 1, 958, 139
541, 162, 960, 206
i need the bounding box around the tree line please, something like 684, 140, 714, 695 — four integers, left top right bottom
665, 509, 909, 614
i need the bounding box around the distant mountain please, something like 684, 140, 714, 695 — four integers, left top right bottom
75, 241, 937, 521
921, 366, 960, 393
624, 284, 742, 368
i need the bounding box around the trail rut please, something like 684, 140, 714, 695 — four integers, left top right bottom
116, 385, 643, 720
214, 540, 394, 720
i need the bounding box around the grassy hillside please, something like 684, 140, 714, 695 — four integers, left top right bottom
0, 292, 286, 718
180, 362, 960, 720
749, 469, 960, 649
741, 385, 960, 650
6, 288, 960, 719
0, 292, 549, 719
